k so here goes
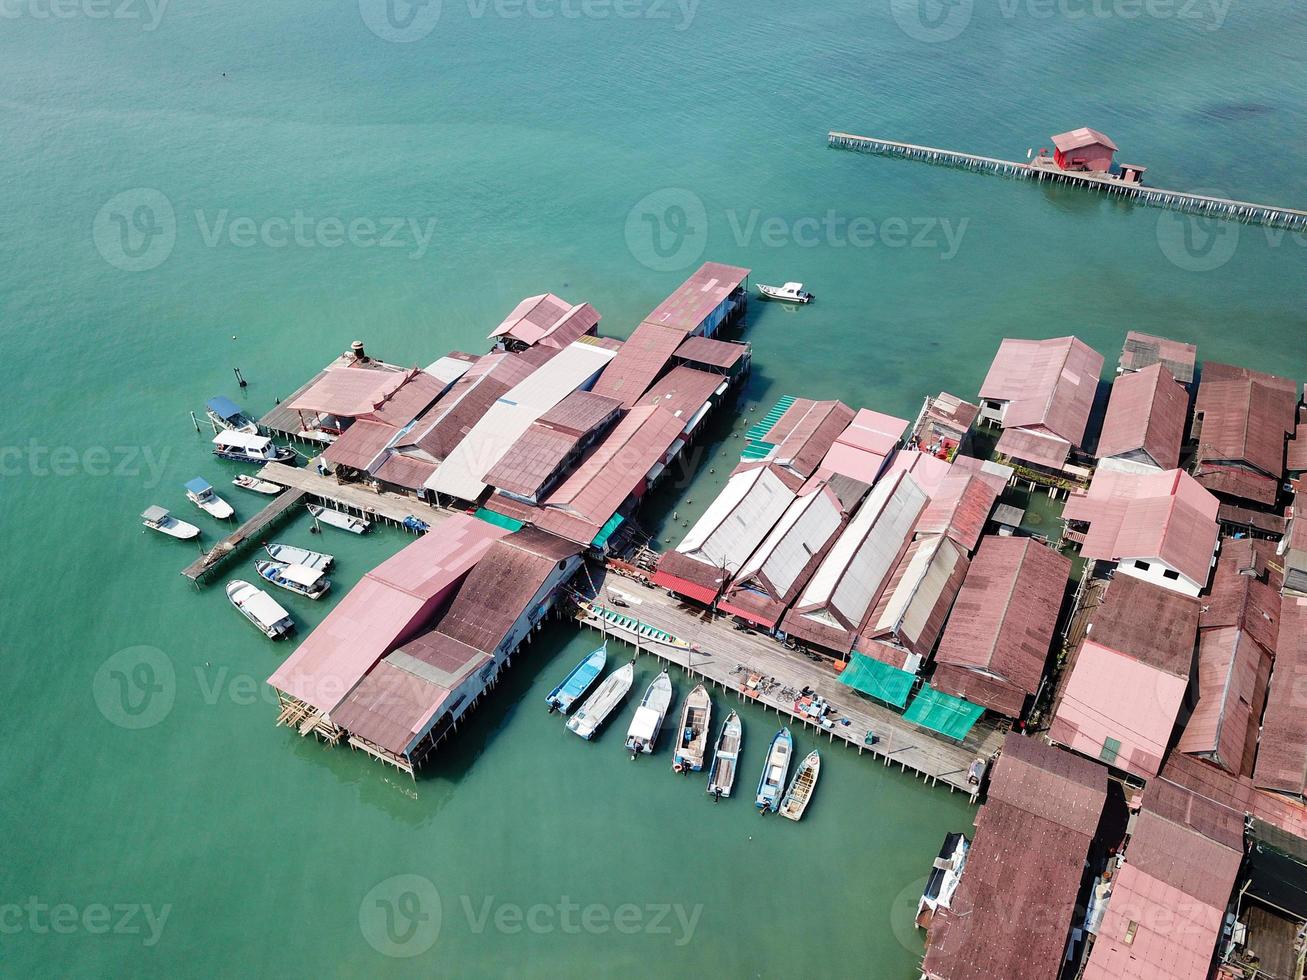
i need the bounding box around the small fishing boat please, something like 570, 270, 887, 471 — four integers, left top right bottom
226, 579, 294, 639
567, 661, 635, 740
755, 728, 793, 813
706, 711, 742, 800
307, 504, 370, 534
757, 282, 814, 304
546, 644, 607, 714
206, 396, 259, 434
916, 832, 970, 929
233, 474, 282, 495
779, 750, 820, 821
625, 670, 674, 757
212, 430, 296, 464
255, 559, 331, 600
673, 684, 712, 772
141, 505, 200, 540
264, 543, 334, 571
185, 478, 234, 519
577, 599, 696, 651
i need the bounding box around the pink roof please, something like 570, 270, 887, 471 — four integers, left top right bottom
995, 426, 1073, 469
641, 261, 749, 334
1119, 332, 1197, 384
881, 449, 953, 495
915, 470, 1000, 554
817, 409, 908, 484
591, 321, 686, 409
1097, 363, 1188, 468
1178, 626, 1272, 774
323, 419, 398, 471
980, 336, 1105, 448
1051, 127, 1118, 152
488, 295, 600, 349
1062, 468, 1219, 586
266, 515, 508, 714
1255, 597, 1307, 797
289, 366, 411, 418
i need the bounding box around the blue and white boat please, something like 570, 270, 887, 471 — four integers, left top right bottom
206, 396, 258, 434
755, 728, 793, 813
255, 559, 331, 600
212, 430, 296, 464
185, 477, 234, 519
546, 644, 607, 714
566, 661, 634, 740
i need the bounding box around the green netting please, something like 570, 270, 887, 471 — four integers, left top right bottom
903, 685, 984, 740
742, 395, 795, 460
592, 512, 624, 548
474, 508, 523, 532
740, 440, 775, 460
838, 654, 916, 708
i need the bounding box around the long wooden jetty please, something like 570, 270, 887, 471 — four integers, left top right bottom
828, 131, 1307, 231
255, 461, 452, 531
181, 488, 306, 584
579, 572, 1003, 800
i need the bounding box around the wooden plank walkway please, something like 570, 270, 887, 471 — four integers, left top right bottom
181, 489, 307, 583
829, 131, 1307, 231
579, 571, 1005, 800
255, 461, 453, 530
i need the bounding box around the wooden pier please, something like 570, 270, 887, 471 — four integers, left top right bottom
828, 131, 1307, 231
181, 488, 307, 583
254, 461, 452, 531
580, 572, 1004, 800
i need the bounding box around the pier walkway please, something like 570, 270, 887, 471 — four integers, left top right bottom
255, 462, 452, 531
181, 488, 306, 583
579, 571, 1004, 800
829, 131, 1307, 231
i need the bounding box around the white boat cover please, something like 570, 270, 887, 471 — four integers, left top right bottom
628, 705, 661, 741
281, 563, 324, 588
213, 430, 273, 451
235, 585, 291, 628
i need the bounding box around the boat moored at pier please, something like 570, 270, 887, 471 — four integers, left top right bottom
255, 559, 331, 600
673, 684, 712, 772
779, 750, 820, 821
226, 579, 295, 639
546, 644, 608, 714
264, 542, 333, 571
567, 661, 635, 740
707, 711, 742, 799
212, 430, 296, 464
141, 505, 200, 540
755, 728, 793, 812
206, 396, 259, 434
625, 670, 674, 757
307, 504, 370, 534
185, 477, 234, 519
233, 474, 283, 495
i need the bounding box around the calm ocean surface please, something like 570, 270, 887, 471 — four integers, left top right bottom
2, 0, 1305, 975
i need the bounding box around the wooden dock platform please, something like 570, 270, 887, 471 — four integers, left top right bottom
181, 488, 307, 583
580, 571, 1004, 800
255, 461, 453, 531
828, 131, 1307, 231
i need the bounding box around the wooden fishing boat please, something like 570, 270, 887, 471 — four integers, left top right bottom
577, 599, 695, 651
307, 504, 370, 534
673, 684, 712, 772
566, 661, 634, 740
255, 559, 331, 600
706, 711, 742, 799
233, 474, 282, 495
755, 728, 793, 812
625, 670, 673, 757
264, 543, 333, 571
546, 644, 607, 714
226, 580, 294, 639
779, 750, 820, 821
141, 505, 200, 540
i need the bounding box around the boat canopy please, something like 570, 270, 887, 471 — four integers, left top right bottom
185, 477, 213, 494
142, 505, 169, 522
206, 396, 245, 421
783, 282, 803, 290
903, 685, 984, 740
628, 705, 660, 741
212, 430, 272, 450
281, 563, 325, 587
240, 588, 291, 628
838, 653, 916, 709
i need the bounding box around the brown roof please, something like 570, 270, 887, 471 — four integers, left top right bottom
1130, 778, 1245, 904
1289, 424, 1307, 473
1253, 597, 1307, 797
1194, 464, 1279, 506
641, 261, 749, 334
328, 661, 450, 757
482, 427, 586, 499
1194, 362, 1297, 484
1119, 331, 1198, 384
638, 365, 723, 423
980, 336, 1105, 449
370, 451, 437, 490
1086, 574, 1199, 676
1097, 363, 1188, 469
673, 335, 748, 370
591, 321, 686, 408
768, 400, 856, 480
1178, 626, 1273, 775
323, 419, 399, 471
536, 390, 623, 437
914, 471, 999, 553
1202, 538, 1282, 654
923, 392, 980, 433
1051, 127, 1118, 152
990, 733, 1109, 836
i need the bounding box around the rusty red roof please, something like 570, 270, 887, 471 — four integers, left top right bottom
1084, 574, 1199, 674
536, 390, 624, 436
915, 470, 999, 553
1201, 538, 1282, 653
1194, 362, 1298, 493
638, 365, 723, 425
1118, 331, 1197, 383
357, 371, 445, 427
1178, 626, 1273, 775
1194, 464, 1279, 506
1097, 363, 1188, 468
995, 426, 1073, 470
641, 261, 749, 334
287, 364, 411, 418
980, 336, 1105, 450
766, 400, 856, 480
591, 321, 686, 408
1051, 127, 1118, 151
673, 335, 748, 370
1289, 423, 1307, 473
482, 427, 585, 499
371, 452, 437, 490
487, 294, 600, 349
1254, 597, 1307, 798
323, 419, 399, 471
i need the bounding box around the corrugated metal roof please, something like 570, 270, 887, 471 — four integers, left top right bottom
1097, 362, 1188, 469
288, 364, 411, 417
328, 661, 451, 758
481, 427, 583, 499
590, 321, 686, 409
1178, 626, 1273, 774
915, 470, 999, 553
1051, 127, 1118, 151
1194, 362, 1298, 492
1118, 331, 1197, 383
675, 464, 798, 575
1085, 573, 1200, 674
370, 452, 437, 490
1254, 597, 1307, 797
537, 390, 623, 437
1289, 423, 1307, 473
641, 261, 749, 334
767, 400, 856, 480
863, 534, 969, 656
638, 365, 723, 424
488, 295, 599, 349
323, 419, 399, 471
980, 336, 1104, 449
674, 335, 748, 369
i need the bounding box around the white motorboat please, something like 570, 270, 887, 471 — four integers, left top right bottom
255, 559, 331, 600
706, 711, 742, 799
184, 478, 234, 519
624, 671, 674, 757
567, 661, 635, 740
264, 543, 334, 571
226, 580, 294, 639
206, 396, 259, 434
141, 505, 200, 540
757, 282, 814, 304
307, 504, 370, 534
212, 430, 296, 464
233, 474, 282, 495
778, 750, 820, 821
755, 728, 793, 812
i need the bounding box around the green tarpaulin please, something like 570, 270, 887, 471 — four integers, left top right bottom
903, 685, 984, 740
837, 654, 916, 709
474, 508, 523, 532
592, 512, 624, 548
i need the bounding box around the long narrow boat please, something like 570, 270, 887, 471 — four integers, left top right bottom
233, 474, 282, 495
545, 644, 607, 714
566, 661, 635, 740
255, 559, 331, 600
226, 580, 294, 639
264, 543, 334, 571
706, 711, 742, 800
673, 684, 712, 772
576, 599, 695, 651
779, 750, 820, 821
755, 728, 793, 813
307, 504, 370, 534
625, 670, 673, 757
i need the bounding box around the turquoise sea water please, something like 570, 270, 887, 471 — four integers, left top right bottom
2, 1, 1305, 975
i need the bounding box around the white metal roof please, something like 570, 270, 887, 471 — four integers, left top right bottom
212, 430, 272, 450
425, 342, 616, 500
677, 466, 796, 574
424, 354, 475, 387
281, 563, 325, 587
733, 485, 843, 598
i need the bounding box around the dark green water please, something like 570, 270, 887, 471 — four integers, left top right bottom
3, 0, 1305, 975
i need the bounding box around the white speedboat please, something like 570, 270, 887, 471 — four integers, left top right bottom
212, 430, 296, 464
755, 728, 793, 812
206, 396, 259, 434
625, 671, 674, 757
141, 505, 200, 540
707, 711, 742, 800
567, 661, 635, 740
226, 579, 294, 639
255, 559, 331, 600
185, 478, 234, 519
779, 750, 820, 821
233, 474, 282, 495
757, 282, 814, 304
264, 542, 334, 571
307, 504, 370, 534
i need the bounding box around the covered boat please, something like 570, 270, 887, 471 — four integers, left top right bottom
546, 644, 608, 714
916, 832, 970, 928
706, 711, 742, 799
625, 670, 674, 757
212, 430, 296, 464
141, 505, 200, 540
233, 474, 282, 495
255, 559, 331, 600
566, 661, 635, 740
226, 579, 294, 639
307, 504, 370, 534
206, 396, 258, 434
185, 477, 234, 519
755, 728, 793, 812
673, 684, 712, 772
778, 750, 820, 821
757, 282, 813, 304
263, 543, 333, 571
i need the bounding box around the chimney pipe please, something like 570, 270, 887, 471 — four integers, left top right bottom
351, 340, 367, 362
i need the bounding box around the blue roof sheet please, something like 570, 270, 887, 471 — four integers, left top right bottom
206, 396, 244, 420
